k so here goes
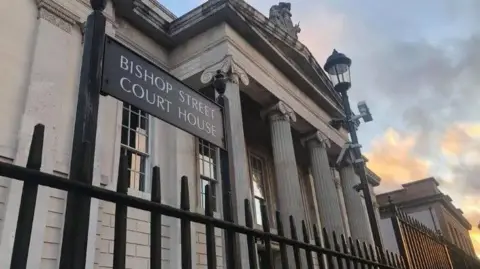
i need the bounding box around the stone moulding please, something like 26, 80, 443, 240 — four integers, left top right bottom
200, 55, 250, 86
37, 0, 81, 33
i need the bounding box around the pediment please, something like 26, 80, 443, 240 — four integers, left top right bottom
112, 0, 344, 117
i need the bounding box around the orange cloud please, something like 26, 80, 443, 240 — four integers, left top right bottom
441, 123, 480, 157
460, 196, 480, 257
365, 128, 430, 191
367, 126, 480, 256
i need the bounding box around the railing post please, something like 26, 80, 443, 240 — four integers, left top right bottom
10, 124, 45, 269
112, 155, 128, 269
59, 1, 106, 268
388, 198, 411, 269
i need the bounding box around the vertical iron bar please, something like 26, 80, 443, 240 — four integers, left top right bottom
301, 221, 314, 269
181, 176, 192, 269
10, 124, 44, 269
113, 155, 128, 269
59, 1, 106, 268
389, 206, 411, 269
403, 221, 418, 268
313, 225, 325, 269
323, 228, 335, 269
376, 247, 386, 268
290, 216, 302, 268
341, 235, 353, 269
244, 199, 258, 269
151, 166, 162, 269
366, 243, 375, 269
385, 250, 392, 267
413, 221, 427, 268
260, 202, 273, 269
332, 231, 344, 269
205, 184, 216, 269
348, 238, 358, 269
389, 252, 396, 268
355, 240, 366, 269
277, 211, 290, 269
357, 241, 375, 269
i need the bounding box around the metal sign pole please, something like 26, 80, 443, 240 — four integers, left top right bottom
59, 1, 106, 269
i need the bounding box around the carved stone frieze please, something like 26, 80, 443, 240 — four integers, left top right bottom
200, 55, 250, 86
261, 101, 296, 123
37, 0, 80, 33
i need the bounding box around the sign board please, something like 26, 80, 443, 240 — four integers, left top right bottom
102, 36, 225, 148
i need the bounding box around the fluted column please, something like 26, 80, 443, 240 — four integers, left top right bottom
340, 164, 374, 244
201, 55, 251, 269
302, 131, 345, 235
262, 101, 306, 268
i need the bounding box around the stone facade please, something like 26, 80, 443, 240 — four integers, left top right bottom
377, 177, 476, 256
0, 0, 381, 268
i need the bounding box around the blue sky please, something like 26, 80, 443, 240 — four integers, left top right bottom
158, 0, 480, 251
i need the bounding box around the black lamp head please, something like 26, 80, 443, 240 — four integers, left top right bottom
213, 70, 227, 96
90, 0, 107, 11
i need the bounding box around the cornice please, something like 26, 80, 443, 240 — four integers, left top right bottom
379, 194, 472, 230
37, 0, 80, 33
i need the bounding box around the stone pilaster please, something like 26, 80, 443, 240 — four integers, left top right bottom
201, 55, 251, 269
262, 101, 306, 268
0, 2, 82, 269
301, 131, 344, 235
339, 164, 374, 244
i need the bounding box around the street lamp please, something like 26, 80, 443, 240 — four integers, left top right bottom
324, 49, 383, 249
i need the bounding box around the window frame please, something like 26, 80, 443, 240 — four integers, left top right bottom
119, 102, 152, 194
247, 149, 276, 229
196, 138, 220, 213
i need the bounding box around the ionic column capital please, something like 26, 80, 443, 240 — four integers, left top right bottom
301, 131, 331, 149
261, 101, 296, 123
200, 55, 250, 86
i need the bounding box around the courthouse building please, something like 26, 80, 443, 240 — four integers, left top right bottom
0, 0, 381, 268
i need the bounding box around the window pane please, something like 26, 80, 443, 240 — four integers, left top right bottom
254, 198, 263, 226
120, 104, 149, 192
198, 139, 218, 211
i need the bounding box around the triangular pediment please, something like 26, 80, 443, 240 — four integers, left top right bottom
112, 0, 344, 117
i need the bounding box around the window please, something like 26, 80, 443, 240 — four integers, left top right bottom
121, 103, 150, 192
299, 171, 317, 233
198, 139, 218, 211
249, 153, 267, 226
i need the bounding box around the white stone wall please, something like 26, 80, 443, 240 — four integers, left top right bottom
0, 1, 352, 269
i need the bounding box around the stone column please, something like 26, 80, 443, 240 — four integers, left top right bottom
262, 101, 306, 268
340, 164, 374, 244
201, 55, 252, 269
301, 131, 345, 235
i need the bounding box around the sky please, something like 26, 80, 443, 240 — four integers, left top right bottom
158, 0, 480, 256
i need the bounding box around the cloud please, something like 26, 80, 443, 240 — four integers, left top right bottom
364, 128, 430, 192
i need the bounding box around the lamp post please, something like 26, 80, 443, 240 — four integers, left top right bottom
324, 50, 383, 249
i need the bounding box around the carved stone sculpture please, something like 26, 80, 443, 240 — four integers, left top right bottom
269, 2, 301, 39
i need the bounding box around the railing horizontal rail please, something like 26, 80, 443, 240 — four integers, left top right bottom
0, 160, 398, 268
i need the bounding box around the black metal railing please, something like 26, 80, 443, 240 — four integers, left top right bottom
6, 124, 405, 269
389, 201, 480, 269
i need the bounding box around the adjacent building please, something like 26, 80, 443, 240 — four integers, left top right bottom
0, 0, 381, 268
377, 177, 476, 256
